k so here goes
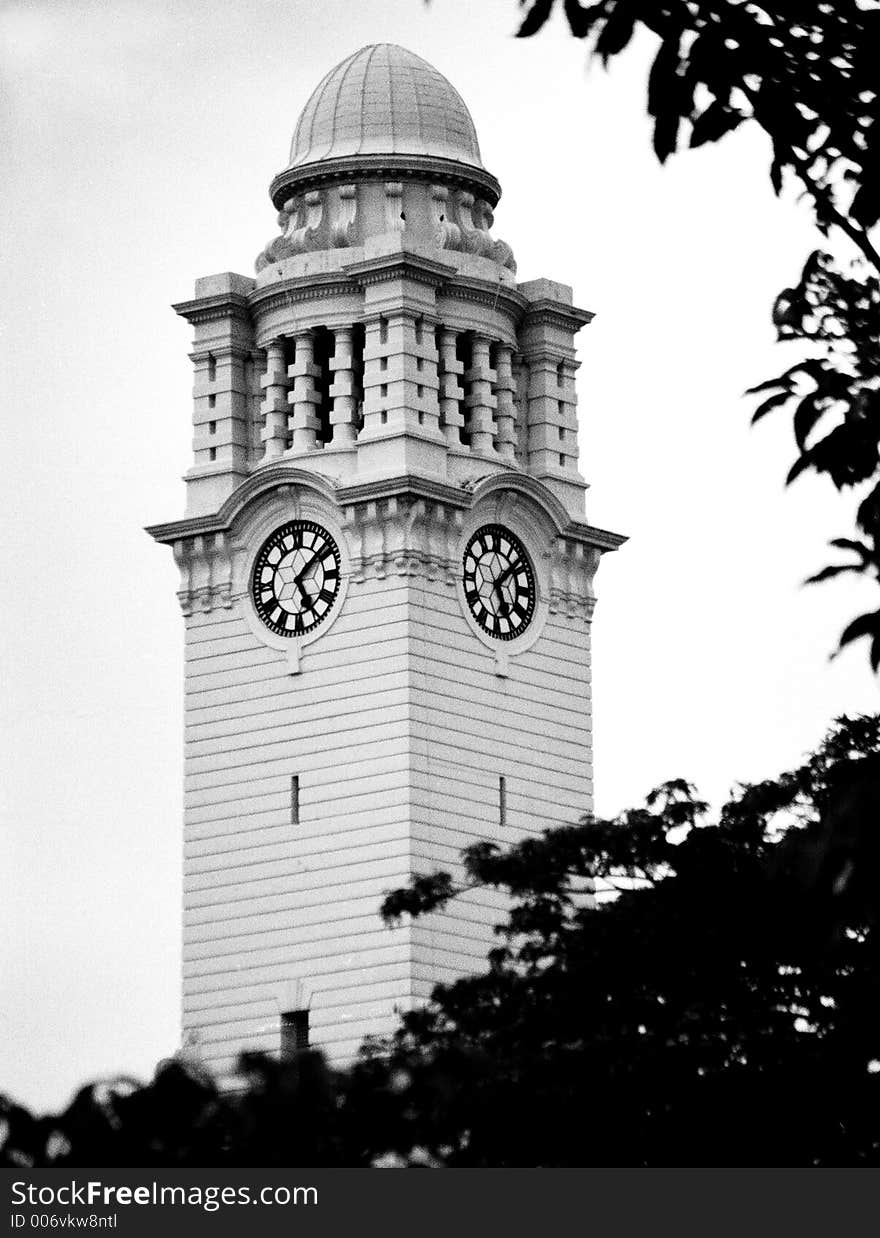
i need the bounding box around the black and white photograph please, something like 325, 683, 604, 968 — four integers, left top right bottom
2, 0, 880, 1208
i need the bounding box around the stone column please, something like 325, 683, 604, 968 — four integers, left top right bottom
464, 334, 497, 455
438, 328, 465, 448
287, 330, 322, 452
260, 339, 290, 459
328, 326, 358, 446
494, 343, 517, 462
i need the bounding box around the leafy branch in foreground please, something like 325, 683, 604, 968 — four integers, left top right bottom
372, 713, 880, 1165
4, 716, 878, 1167
515, 1, 880, 666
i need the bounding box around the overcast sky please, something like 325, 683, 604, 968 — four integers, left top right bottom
2, 0, 876, 1113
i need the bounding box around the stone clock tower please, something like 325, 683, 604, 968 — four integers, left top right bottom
147, 44, 624, 1081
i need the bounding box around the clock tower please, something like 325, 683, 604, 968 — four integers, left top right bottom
148, 44, 624, 1082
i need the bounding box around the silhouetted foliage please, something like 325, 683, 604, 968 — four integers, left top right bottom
3, 716, 879, 1166
514, 1, 880, 667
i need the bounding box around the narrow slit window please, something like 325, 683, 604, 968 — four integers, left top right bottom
208, 393, 216, 408
207, 354, 217, 381
280, 1009, 309, 1058
499, 775, 507, 828
208, 447, 217, 461
208, 421, 217, 435
290, 775, 300, 825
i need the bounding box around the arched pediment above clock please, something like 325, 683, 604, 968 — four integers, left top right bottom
468, 472, 571, 543
218, 465, 339, 535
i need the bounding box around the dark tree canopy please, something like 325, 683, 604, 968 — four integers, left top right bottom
515, 1, 880, 668
4, 715, 879, 1167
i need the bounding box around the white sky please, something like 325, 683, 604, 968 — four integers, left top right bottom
1, 0, 876, 1114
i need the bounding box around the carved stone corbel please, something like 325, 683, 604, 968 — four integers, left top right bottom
330, 184, 358, 248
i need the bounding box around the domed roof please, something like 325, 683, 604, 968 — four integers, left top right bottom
287, 44, 485, 172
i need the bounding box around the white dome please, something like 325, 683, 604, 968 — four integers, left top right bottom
287, 44, 485, 172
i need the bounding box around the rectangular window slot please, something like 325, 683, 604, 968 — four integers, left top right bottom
290, 775, 300, 825
208, 421, 217, 435
207, 354, 217, 381
417, 384, 424, 398
380, 410, 388, 424
558, 400, 565, 416
208, 393, 216, 408
556, 361, 564, 387
559, 454, 566, 467
415, 318, 424, 345
208, 447, 217, 461
280, 1009, 309, 1059
558, 426, 565, 440
418, 411, 424, 424
379, 317, 388, 344
416, 356, 424, 371
499, 775, 507, 828
380, 384, 388, 398
380, 356, 388, 370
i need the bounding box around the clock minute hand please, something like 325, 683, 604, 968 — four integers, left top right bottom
293, 554, 319, 606
294, 553, 319, 585
493, 559, 522, 617
495, 559, 522, 590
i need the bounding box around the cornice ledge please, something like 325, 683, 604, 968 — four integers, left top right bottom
248, 271, 359, 314
270, 154, 501, 209
145, 464, 339, 544
172, 293, 252, 325
443, 275, 527, 319
521, 298, 595, 331
337, 474, 470, 510
563, 518, 628, 553
342, 250, 456, 287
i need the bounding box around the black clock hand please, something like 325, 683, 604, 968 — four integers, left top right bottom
496, 559, 522, 589
294, 554, 320, 604
294, 553, 319, 585
493, 559, 522, 615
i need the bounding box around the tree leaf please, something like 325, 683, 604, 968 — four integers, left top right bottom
595, 1, 635, 61
516, 0, 556, 38
751, 389, 791, 424
793, 392, 825, 449
837, 609, 880, 654
563, 0, 601, 40
786, 453, 813, 485
851, 173, 880, 230
828, 537, 872, 558
806, 563, 861, 584
690, 101, 745, 149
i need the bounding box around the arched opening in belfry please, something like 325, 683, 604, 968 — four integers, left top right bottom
456, 330, 474, 447
312, 326, 335, 445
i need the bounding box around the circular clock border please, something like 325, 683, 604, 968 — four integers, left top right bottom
251, 518, 342, 639
461, 523, 537, 643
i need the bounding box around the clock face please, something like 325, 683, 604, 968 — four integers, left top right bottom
251, 520, 341, 637
462, 524, 536, 641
